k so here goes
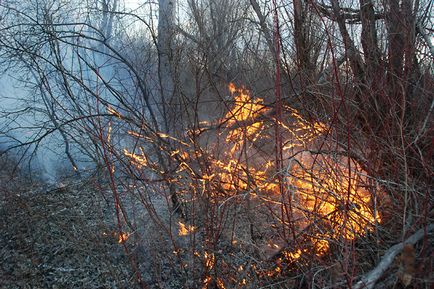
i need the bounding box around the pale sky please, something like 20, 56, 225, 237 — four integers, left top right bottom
124, 0, 143, 10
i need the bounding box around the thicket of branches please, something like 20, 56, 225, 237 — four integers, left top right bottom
0, 0, 433, 288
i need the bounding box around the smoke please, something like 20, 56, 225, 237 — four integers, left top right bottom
0, 71, 79, 184
0, 1, 160, 185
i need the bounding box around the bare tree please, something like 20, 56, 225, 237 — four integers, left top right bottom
0, 0, 432, 288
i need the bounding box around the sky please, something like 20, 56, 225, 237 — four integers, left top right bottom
124, 0, 144, 10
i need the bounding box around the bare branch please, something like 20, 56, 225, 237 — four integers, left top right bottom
354, 224, 434, 289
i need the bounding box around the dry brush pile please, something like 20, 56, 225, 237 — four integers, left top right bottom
0, 0, 433, 288
97, 83, 433, 288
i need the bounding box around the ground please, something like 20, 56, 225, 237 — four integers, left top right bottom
0, 182, 138, 289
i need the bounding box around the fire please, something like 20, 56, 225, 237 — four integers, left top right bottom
178, 221, 196, 236
201, 252, 218, 288
312, 238, 330, 257
122, 82, 382, 273
216, 278, 226, 289
213, 83, 381, 260
199, 84, 277, 197
117, 232, 130, 243
289, 152, 381, 239
224, 84, 268, 154
284, 249, 302, 261
124, 148, 148, 168
225, 84, 265, 126
228, 82, 236, 94
204, 251, 215, 269
202, 276, 212, 289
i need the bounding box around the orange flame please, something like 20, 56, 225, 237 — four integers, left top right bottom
117, 232, 130, 243
216, 83, 381, 258
178, 222, 196, 236
122, 83, 382, 265
124, 148, 148, 168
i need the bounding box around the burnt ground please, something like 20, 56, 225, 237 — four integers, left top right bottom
0, 182, 139, 289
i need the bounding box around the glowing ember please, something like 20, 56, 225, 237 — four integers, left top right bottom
284, 249, 302, 261
228, 82, 236, 94
202, 276, 212, 289
178, 221, 196, 236
124, 148, 148, 168
313, 238, 330, 256
216, 278, 226, 289
204, 251, 215, 269
117, 232, 130, 243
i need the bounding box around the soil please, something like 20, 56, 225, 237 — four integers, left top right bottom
0, 182, 139, 289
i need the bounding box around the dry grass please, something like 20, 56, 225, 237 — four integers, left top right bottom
0, 181, 138, 289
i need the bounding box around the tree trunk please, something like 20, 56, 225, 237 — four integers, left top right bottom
158, 0, 183, 215
158, 0, 176, 132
